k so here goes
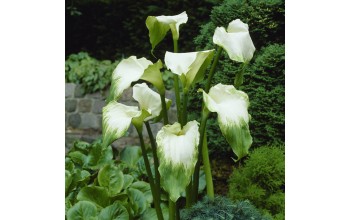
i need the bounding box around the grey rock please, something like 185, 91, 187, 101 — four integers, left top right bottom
92, 100, 106, 114
74, 84, 85, 98
78, 99, 92, 113
65, 99, 77, 112
68, 113, 81, 128
86, 91, 103, 99
120, 87, 133, 102
65, 83, 76, 98
79, 113, 100, 130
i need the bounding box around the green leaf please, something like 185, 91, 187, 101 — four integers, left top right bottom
122, 174, 134, 190
66, 170, 73, 195
146, 16, 170, 53
67, 201, 98, 220
130, 181, 153, 204
98, 164, 124, 196
120, 146, 142, 168
68, 151, 88, 166
86, 143, 113, 170
127, 188, 147, 216
66, 158, 75, 171
140, 60, 165, 95
77, 186, 110, 208
98, 202, 129, 220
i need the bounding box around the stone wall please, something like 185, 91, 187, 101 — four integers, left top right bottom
65, 83, 177, 153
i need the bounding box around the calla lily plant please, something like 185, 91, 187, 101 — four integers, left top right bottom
100, 11, 257, 220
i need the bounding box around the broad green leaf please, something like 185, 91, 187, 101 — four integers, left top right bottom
66, 170, 73, 195
66, 158, 75, 171
72, 141, 91, 153
140, 208, 157, 220
86, 143, 113, 170
127, 188, 147, 216
122, 174, 134, 190
67, 201, 98, 220
77, 186, 110, 208
130, 181, 153, 204
110, 193, 129, 204
65, 197, 72, 215
98, 202, 129, 220
120, 146, 142, 167
198, 170, 207, 193
68, 151, 88, 166
98, 164, 124, 196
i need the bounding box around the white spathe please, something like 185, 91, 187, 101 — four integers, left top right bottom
132, 83, 170, 121
156, 11, 188, 40
156, 121, 199, 169
110, 56, 152, 101
102, 101, 141, 147
164, 50, 214, 89
202, 83, 252, 160
213, 19, 255, 63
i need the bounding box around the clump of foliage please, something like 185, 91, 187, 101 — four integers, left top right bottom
65, 52, 119, 94
228, 146, 285, 219
65, 139, 169, 219
181, 196, 271, 220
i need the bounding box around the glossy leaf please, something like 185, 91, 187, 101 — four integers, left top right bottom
67, 201, 98, 220
98, 202, 129, 220
98, 164, 124, 196
77, 186, 110, 208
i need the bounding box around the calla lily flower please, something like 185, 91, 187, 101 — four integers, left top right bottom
156, 121, 199, 202
213, 19, 255, 63
107, 56, 165, 102
201, 83, 252, 161
164, 50, 214, 90
103, 83, 170, 147
146, 11, 188, 52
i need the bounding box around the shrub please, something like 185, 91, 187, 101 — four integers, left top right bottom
181, 196, 271, 220
228, 146, 285, 219
65, 52, 119, 94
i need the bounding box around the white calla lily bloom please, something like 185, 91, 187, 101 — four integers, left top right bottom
164, 50, 214, 90
102, 101, 141, 147
108, 56, 152, 102
202, 83, 252, 161
133, 83, 170, 121
156, 121, 199, 202
156, 11, 188, 40
213, 19, 255, 63
146, 11, 188, 51
103, 83, 168, 147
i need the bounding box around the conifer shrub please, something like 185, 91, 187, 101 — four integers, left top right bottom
181, 196, 271, 220
228, 146, 285, 219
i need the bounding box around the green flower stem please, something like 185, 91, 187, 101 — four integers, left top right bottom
160, 94, 169, 125
182, 88, 193, 207
234, 62, 248, 89
169, 200, 176, 220
202, 133, 214, 199
192, 107, 210, 201
205, 46, 223, 92
181, 89, 189, 127
145, 121, 162, 203
135, 127, 164, 220
173, 39, 182, 125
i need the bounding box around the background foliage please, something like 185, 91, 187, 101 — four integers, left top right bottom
228, 146, 285, 220
188, 0, 285, 154
65, 52, 119, 94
